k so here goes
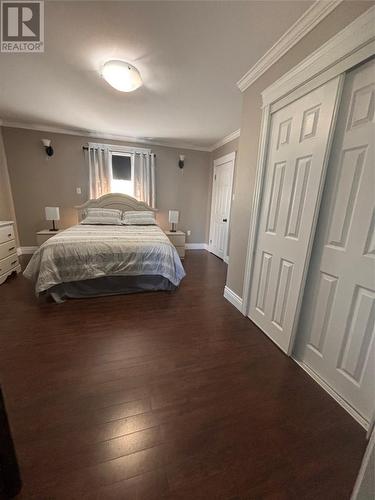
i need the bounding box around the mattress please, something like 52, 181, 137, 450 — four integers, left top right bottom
24, 224, 186, 296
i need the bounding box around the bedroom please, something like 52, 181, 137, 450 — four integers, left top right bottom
0, 0, 374, 498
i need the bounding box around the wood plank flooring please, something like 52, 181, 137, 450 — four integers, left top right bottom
0, 251, 366, 499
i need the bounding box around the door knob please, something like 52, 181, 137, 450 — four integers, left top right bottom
223, 218, 227, 222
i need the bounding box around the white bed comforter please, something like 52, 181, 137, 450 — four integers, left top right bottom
24, 224, 186, 295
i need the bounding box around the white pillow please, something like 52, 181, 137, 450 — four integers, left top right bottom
81, 208, 122, 225
122, 210, 156, 225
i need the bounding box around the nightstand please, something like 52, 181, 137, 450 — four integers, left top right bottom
36, 229, 62, 246
164, 230, 185, 259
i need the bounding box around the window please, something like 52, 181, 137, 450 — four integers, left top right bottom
87, 142, 153, 202
110, 152, 134, 196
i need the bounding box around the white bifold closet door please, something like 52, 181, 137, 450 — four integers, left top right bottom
249, 76, 342, 354
294, 59, 375, 422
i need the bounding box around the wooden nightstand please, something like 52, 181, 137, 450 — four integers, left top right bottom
164, 230, 185, 259
36, 229, 62, 246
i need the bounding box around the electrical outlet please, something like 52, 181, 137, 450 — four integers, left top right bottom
76, 187, 82, 194
187, 230, 191, 236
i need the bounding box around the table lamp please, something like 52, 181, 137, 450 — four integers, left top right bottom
45, 207, 60, 231
168, 210, 179, 232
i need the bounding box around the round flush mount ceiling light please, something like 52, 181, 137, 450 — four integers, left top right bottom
101, 60, 142, 92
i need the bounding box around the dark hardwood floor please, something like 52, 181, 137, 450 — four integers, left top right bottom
0, 251, 366, 499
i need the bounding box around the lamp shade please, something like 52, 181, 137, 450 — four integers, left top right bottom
168, 210, 179, 224
45, 206, 60, 221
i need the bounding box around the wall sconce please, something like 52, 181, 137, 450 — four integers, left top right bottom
178, 154, 185, 169
42, 139, 54, 158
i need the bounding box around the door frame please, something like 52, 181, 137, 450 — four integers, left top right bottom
242, 7, 375, 318
351, 427, 375, 499
209, 151, 236, 263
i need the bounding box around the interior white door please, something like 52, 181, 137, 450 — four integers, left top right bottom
294, 59, 375, 422
248, 77, 342, 354
209, 153, 235, 260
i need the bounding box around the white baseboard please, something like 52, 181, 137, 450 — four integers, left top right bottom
294, 359, 368, 430
17, 246, 38, 255
224, 285, 243, 312
185, 243, 208, 250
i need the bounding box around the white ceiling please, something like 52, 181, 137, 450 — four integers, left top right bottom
0, 0, 313, 150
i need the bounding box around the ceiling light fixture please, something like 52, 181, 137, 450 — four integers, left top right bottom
101, 60, 142, 92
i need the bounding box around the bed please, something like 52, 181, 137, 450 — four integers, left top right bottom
23, 194, 186, 302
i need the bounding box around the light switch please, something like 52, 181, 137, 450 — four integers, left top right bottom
76, 187, 82, 194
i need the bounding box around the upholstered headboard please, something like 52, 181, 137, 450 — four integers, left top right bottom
75, 193, 157, 222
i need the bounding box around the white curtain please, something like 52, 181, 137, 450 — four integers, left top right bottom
87, 146, 111, 199
134, 153, 156, 208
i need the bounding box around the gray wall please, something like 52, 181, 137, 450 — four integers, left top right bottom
226, 1, 374, 298
0, 127, 19, 243
212, 137, 239, 161
0, 128, 14, 220
2, 127, 212, 246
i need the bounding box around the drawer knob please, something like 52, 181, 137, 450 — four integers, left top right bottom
7, 233, 11, 237
8, 247, 15, 252
11, 261, 17, 266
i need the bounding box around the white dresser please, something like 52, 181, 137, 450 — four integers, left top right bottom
0, 221, 21, 285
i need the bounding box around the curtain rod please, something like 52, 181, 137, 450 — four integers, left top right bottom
82, 146, 155, 156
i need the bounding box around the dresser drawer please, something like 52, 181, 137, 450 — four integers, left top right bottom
0, 253, 19, 276
0, 239, 17, 260
0, 225, 14, 245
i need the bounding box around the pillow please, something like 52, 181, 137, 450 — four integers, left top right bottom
122, 210, 156, 225
81, 208, 122, 225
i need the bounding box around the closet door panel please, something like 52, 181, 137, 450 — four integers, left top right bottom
249, 77, 342, 354
295, 59, 375, 422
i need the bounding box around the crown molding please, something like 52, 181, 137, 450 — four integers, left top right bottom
0, 120, 213, 152
210, 128, 240, 152
262, 5, 375, 107
237, 0, 343, 93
